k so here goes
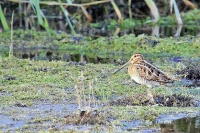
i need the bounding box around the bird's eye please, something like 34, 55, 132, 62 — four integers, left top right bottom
134, 55, 137, 57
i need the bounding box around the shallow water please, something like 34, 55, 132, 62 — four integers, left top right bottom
120, 113, 200, 133
1, 102, 200, 132
0, 102, 78, 132
159, 115, 200, 133
1, 49, 200, 65
0, 49, 126, 64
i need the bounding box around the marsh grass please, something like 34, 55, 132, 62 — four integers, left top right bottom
170, 0, 183, 25
58, 0, 76, 35
9, 11, 14, 57
1, 55, 200, 131
30, 0, 49, 31
6, 0, 122, 32
0, 5, 10, 30
144, 0, 160, 23
0, 30, 200, 59
105, 105, 200, 123
75, 71, 99, 111
3, 0, 192, 32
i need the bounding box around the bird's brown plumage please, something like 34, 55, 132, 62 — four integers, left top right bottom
114, 53, 173, 88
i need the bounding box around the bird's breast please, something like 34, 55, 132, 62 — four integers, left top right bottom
128, 64, 144, 84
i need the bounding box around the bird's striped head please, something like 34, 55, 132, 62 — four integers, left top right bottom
129, 53, 144, 64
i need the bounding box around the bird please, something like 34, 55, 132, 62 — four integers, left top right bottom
113, 53, 173, 104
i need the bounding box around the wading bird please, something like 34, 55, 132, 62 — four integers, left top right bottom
113, 53, 173, 104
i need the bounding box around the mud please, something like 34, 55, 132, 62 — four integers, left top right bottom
109, 94, 198, 107
65, 109, 105, 125
177, 66, 200, 87
4, 75, 16, 81
1, 54, 200, 132
177, 66, 200, 80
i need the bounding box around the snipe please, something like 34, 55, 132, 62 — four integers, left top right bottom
113, 53, 173, 104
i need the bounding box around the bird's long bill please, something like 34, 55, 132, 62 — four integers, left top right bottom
113, 61, 130, 74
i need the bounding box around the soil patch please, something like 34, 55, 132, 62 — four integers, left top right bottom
110, 94, 198, 107
65, 109, 105, 125
177, 66, 200, 87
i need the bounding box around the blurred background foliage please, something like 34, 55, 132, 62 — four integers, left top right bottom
0, 0, 200, 36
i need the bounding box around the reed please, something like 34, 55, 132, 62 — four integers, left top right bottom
30, 0, 49, 30
110, 0, 123, 22
7, 0, 122, 27
170, 0, 183, 25
2, 0, 196, 33
128, 0, 132, 19
58, 0, 76, 35
0, 5, 10, 30
9, 11, 14, 58
182, 0, 197, 9
144, 0, 160, 23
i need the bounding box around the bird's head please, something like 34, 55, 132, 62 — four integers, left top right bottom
113, 53, 143, 74
129, 53, 144, 64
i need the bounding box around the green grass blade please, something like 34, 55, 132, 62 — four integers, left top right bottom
30, 0, 49, 30
58, 0, 76, 35
0, 5, 10, 30
173, 0, 183, 25
128, 0, 132, 19
9, 11, 14, 57
144, 0, 160, 23
110, 0, 122, 23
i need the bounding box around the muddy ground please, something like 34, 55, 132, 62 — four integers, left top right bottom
0, 30, 200, 131
0, 54, 200, 132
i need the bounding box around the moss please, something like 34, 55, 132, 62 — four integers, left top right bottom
0, 56, 198, 103
105, 106, 200, 122
1, 27, 200, 131
1, 29, 200, 59
0, 55, 200, 131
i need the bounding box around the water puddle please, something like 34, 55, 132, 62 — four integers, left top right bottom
156, 112, 200, 124
119, 112, 200, 132
0, 114, 26, 131
158, 115, 200, 133
0, 49, 121, 64
1, 101, 200, 132
0, 101, 78, 132
1, 49, 200, 65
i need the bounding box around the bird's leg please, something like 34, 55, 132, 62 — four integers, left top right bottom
146, 88, 155, 105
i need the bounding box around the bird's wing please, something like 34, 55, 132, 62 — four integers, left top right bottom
135, 61, 173, 83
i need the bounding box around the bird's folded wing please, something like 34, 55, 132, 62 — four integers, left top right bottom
135, 62, 173, 83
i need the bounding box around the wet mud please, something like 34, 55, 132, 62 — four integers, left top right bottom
65, 109, 105, 125
177, 66, 200, 87
1, 55, 200, 132
110, 94, 198, 107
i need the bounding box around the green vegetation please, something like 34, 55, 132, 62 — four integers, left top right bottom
0, 26, 199, 131
0, 53, 200, 131
90, 8, 200, 29
0, 5, 10, 30
106, 106, 200, 122
1, 0, 200, 131
0, 29, 200, 59
1, 1, 199, 32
